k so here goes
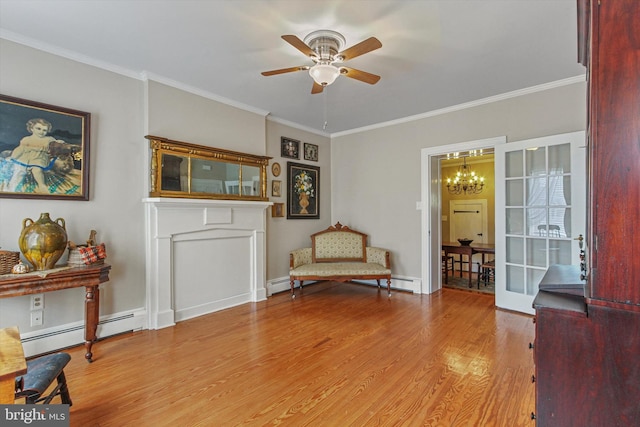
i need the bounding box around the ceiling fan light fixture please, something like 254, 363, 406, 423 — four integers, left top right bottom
309, 63, 340, 86
262, 30, 381, 94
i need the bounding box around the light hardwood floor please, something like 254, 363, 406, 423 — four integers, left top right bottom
50, 282, 535, 426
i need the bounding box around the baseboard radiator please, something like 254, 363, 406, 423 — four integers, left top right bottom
19, 308, 146, 358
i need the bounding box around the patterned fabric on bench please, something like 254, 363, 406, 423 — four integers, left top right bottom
289, 222, 392, 297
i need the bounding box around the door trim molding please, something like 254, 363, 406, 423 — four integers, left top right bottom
420, 136, 506, 294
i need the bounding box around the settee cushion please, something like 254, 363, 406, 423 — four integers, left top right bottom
290, 262, 391, 277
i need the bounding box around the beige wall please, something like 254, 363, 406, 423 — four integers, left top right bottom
265, 121, 331, 280
146, 80, 266, 154
331, 82, 587, 280
441, 157, 495, 244
0, 39, 146, 333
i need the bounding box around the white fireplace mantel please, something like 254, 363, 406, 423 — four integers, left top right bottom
143, 197, 271, 329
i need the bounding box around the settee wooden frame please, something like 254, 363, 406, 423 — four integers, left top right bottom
289, 222, 392, 298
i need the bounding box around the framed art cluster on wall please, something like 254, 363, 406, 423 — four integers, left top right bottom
274, 137, 320, 219
280, 137, 319, 162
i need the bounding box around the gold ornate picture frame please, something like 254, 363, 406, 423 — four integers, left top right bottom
272, 180, 281, 197
272, 202, 284, 217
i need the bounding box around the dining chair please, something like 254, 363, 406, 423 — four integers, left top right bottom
442, 254, 454, 283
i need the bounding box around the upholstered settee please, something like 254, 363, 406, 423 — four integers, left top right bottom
289, 222, 392, 297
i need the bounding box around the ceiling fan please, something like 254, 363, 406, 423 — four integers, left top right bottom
261, 30, 382, 94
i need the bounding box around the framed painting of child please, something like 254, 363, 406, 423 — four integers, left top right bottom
0, 94, 91, 200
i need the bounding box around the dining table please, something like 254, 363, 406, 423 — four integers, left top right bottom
442, 242, 495, 288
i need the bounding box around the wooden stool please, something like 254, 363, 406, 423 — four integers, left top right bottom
478, 260, 495, 288
15, 352, 72, 405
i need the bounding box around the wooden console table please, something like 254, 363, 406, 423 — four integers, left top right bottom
0, 264, 111, 362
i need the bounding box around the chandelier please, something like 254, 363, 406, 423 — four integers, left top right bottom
446, 156, 485, 195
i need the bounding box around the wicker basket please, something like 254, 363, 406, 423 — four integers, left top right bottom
0, 250, 21, 275
67, 247, 105, 268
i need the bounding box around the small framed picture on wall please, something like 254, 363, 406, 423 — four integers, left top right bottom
304, 143, 318, 161
272, 180, 281, 197
272, 202, 284, 217
281, 137, 299, 159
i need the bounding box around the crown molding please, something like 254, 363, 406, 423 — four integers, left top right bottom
266, 115, 330, 137
1, 30, 141, 80
330, 75, 586, 138
1, 31, 269, 118
141, 72, 269, 118
2, 31, 585, 139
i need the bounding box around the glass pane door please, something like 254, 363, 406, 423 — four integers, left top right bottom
495, 132, 585, 314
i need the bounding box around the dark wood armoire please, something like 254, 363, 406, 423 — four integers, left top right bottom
532, 0, 640, 425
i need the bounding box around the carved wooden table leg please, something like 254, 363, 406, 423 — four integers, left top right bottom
84, 284, 100, 362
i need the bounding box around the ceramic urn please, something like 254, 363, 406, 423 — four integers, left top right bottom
19, 212, 68, 271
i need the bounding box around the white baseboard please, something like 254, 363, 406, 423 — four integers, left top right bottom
19, 308, 146, 358
175, 293, 252, 322
266, 277, 297, 295
266, 275, 421, 296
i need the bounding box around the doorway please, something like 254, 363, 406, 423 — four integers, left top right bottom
420, 136, 506, 294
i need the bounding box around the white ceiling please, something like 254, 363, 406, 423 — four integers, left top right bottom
0, 0, 585, 135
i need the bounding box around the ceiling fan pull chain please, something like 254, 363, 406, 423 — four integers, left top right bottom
323, 89, 328, 130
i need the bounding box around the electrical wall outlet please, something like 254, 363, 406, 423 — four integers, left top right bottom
31, 310, 43, 326
30, 294, 44, 310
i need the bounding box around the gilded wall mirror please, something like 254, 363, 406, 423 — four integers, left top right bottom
147, 135, 270, 201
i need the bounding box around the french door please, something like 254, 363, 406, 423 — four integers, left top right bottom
495, 131, 586, 314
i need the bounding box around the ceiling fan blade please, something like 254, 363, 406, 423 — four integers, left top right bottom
338, 37, 382, 61
340, 67, 381, 85
311, 82, 324, 94
281, 35, 315, 57
261, 66, 309, 76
